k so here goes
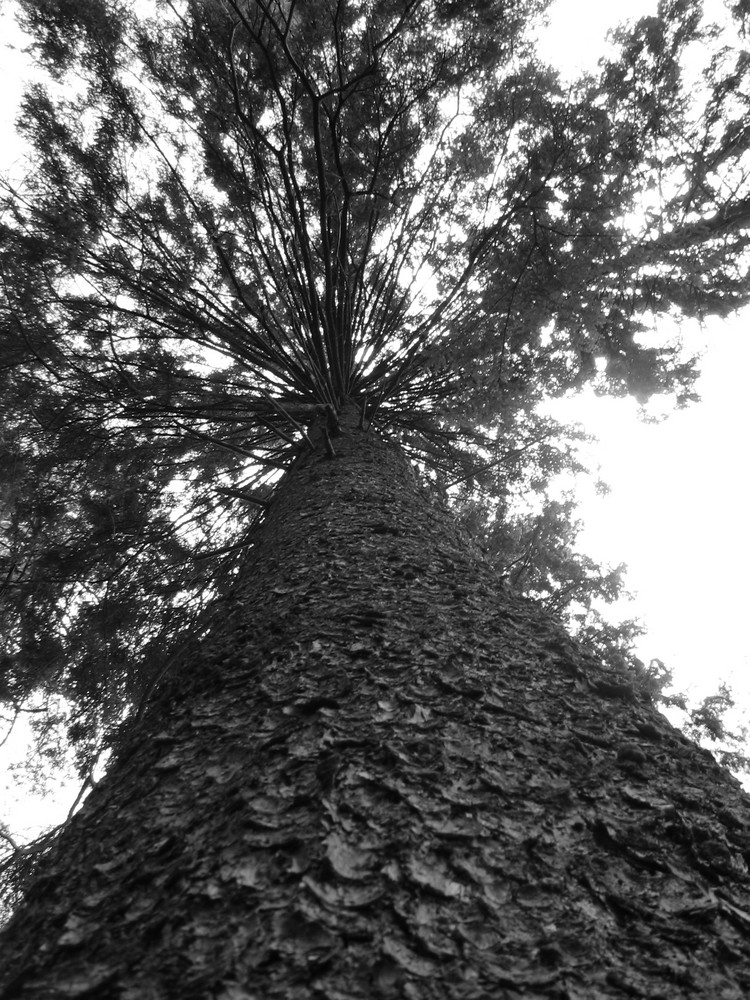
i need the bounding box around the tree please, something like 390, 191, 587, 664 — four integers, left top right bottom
2, 0, 750, 994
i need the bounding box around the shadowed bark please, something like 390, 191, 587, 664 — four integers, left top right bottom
2, 408, 750, 999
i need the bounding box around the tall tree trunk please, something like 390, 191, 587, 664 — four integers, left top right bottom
2, 409, 750, 998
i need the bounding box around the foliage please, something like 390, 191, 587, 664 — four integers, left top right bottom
2, 0, 750, 866
667, 682, 750, 775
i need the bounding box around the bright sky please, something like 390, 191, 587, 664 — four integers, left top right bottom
537, 0, 750, 716
1, 0, 749, 841
553, 320, 750, 704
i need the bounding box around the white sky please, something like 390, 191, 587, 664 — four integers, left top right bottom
2, 0, 750, 838
553, 320, 750, 703
537, 0, 750, 714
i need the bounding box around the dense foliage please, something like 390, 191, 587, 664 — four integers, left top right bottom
2, 0, 750, 866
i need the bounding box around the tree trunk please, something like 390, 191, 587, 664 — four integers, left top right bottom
2, 410, 750, 999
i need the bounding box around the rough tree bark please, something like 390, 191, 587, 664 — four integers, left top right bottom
2, 406, 750, 999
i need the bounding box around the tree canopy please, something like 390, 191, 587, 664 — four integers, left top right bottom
2, 0, 750, 842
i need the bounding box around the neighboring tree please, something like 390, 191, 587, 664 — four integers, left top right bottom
2, 0, 750, 994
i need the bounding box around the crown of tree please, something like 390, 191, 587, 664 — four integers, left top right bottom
1, 0, 750, 792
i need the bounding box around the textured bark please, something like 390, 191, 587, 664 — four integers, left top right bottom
2, 411, 750, 999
